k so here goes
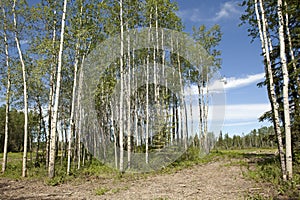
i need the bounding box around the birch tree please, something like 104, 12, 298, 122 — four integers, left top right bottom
255, 0, 286, 180
1, 0, 10, 173
12, 0, 29, 177
192, 25, 222, 153
119, 0, 124, 171
67, 0, 83, 176
126, 24, 132, 169
277, 0, 292, 180
48, 0, 67, 178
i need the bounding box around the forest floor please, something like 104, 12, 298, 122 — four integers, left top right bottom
0, 150, 279, 200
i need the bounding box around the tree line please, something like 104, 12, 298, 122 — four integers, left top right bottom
215, 126, 277, 150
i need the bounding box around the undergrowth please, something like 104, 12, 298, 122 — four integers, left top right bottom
245, 154, 300, 199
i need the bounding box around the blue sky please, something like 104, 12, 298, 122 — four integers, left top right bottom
175, 0, 271, 136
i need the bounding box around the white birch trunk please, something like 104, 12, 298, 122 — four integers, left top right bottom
133, 49, 139, 147
68, 0, 84, 174
119, 0, 124, 171
77, 128, 81, 169
77, 52, 87, 170
176, 39, 187, 150
48, 0, 67, 178
47, 4, 57, 169
110, 101, 118, 169
256, 0, 287, 180
12, 0, 28, 177
67, 41, 79, 175
67, 35, 81, 175
277, 0, 292, 180
145, 49, 149, 163
204, 72, 209, 153
126, 25, 131, 169
154, 3, 159, 104
1, 1, 10, 173
188, 70, 194, 144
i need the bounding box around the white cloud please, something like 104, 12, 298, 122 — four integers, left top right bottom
183, 99, 270, 134
176, 9, 202, 23
177, 1, 242, 23
213, 1, 241, 21
223, 121, 258, 127
184, 73, 265, 97
206, 72, 265, 94
20, 40, 29, 45
206, 103, 270, 122
223, 73, 265, 90
205, 103, 270, 134
224, 103, 270, 120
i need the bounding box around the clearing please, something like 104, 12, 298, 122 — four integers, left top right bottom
0, 151, 275, 200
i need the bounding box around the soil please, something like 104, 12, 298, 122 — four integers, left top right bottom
0, 157, 274, 200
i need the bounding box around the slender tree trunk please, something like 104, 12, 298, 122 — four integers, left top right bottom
1, 1, 10, 173
12, 0, 28, 177
197, 78, 203, 151
111, 101, 118, 169
277, 0, 292, 180
161, 29, 170, 146
82, 145, 85, 167
48, 0, 67, 178
77, 130, 81, 170
188, 70, 194, 144
35, 98, 43, 165
119, 0, 124, 172
204, 72, 209, 153
172, 96, 176, 144
63, 119, 67, 159
29, 133, 33, 165
170, 34, 179, 145
176, 42, 187, 150
154, 4, 159, 105
76, 53, 87, 170
67, 39, 80, 175
175, 99, 179, 144
68, 0, 84, 174
149, 10, 153, 146
126, 25, 131, 169
60, 118, 64, 166
145, 28, 151, 164
47, 4, 57, 169
133, 49, 139, 148
256, 0, 287, 180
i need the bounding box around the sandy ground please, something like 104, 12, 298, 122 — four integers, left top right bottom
0, 159, 273, 200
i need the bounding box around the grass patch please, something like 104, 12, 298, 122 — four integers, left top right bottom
95, 187, 110, 195
243, 152, 300, 199
223, 160, 248, 167
111, 186, 129, 194
79, 158, 117, 177
245, 193, 273, 200
94, 185, 129, 196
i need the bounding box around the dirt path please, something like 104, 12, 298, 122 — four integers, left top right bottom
0, 160, 268, 200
